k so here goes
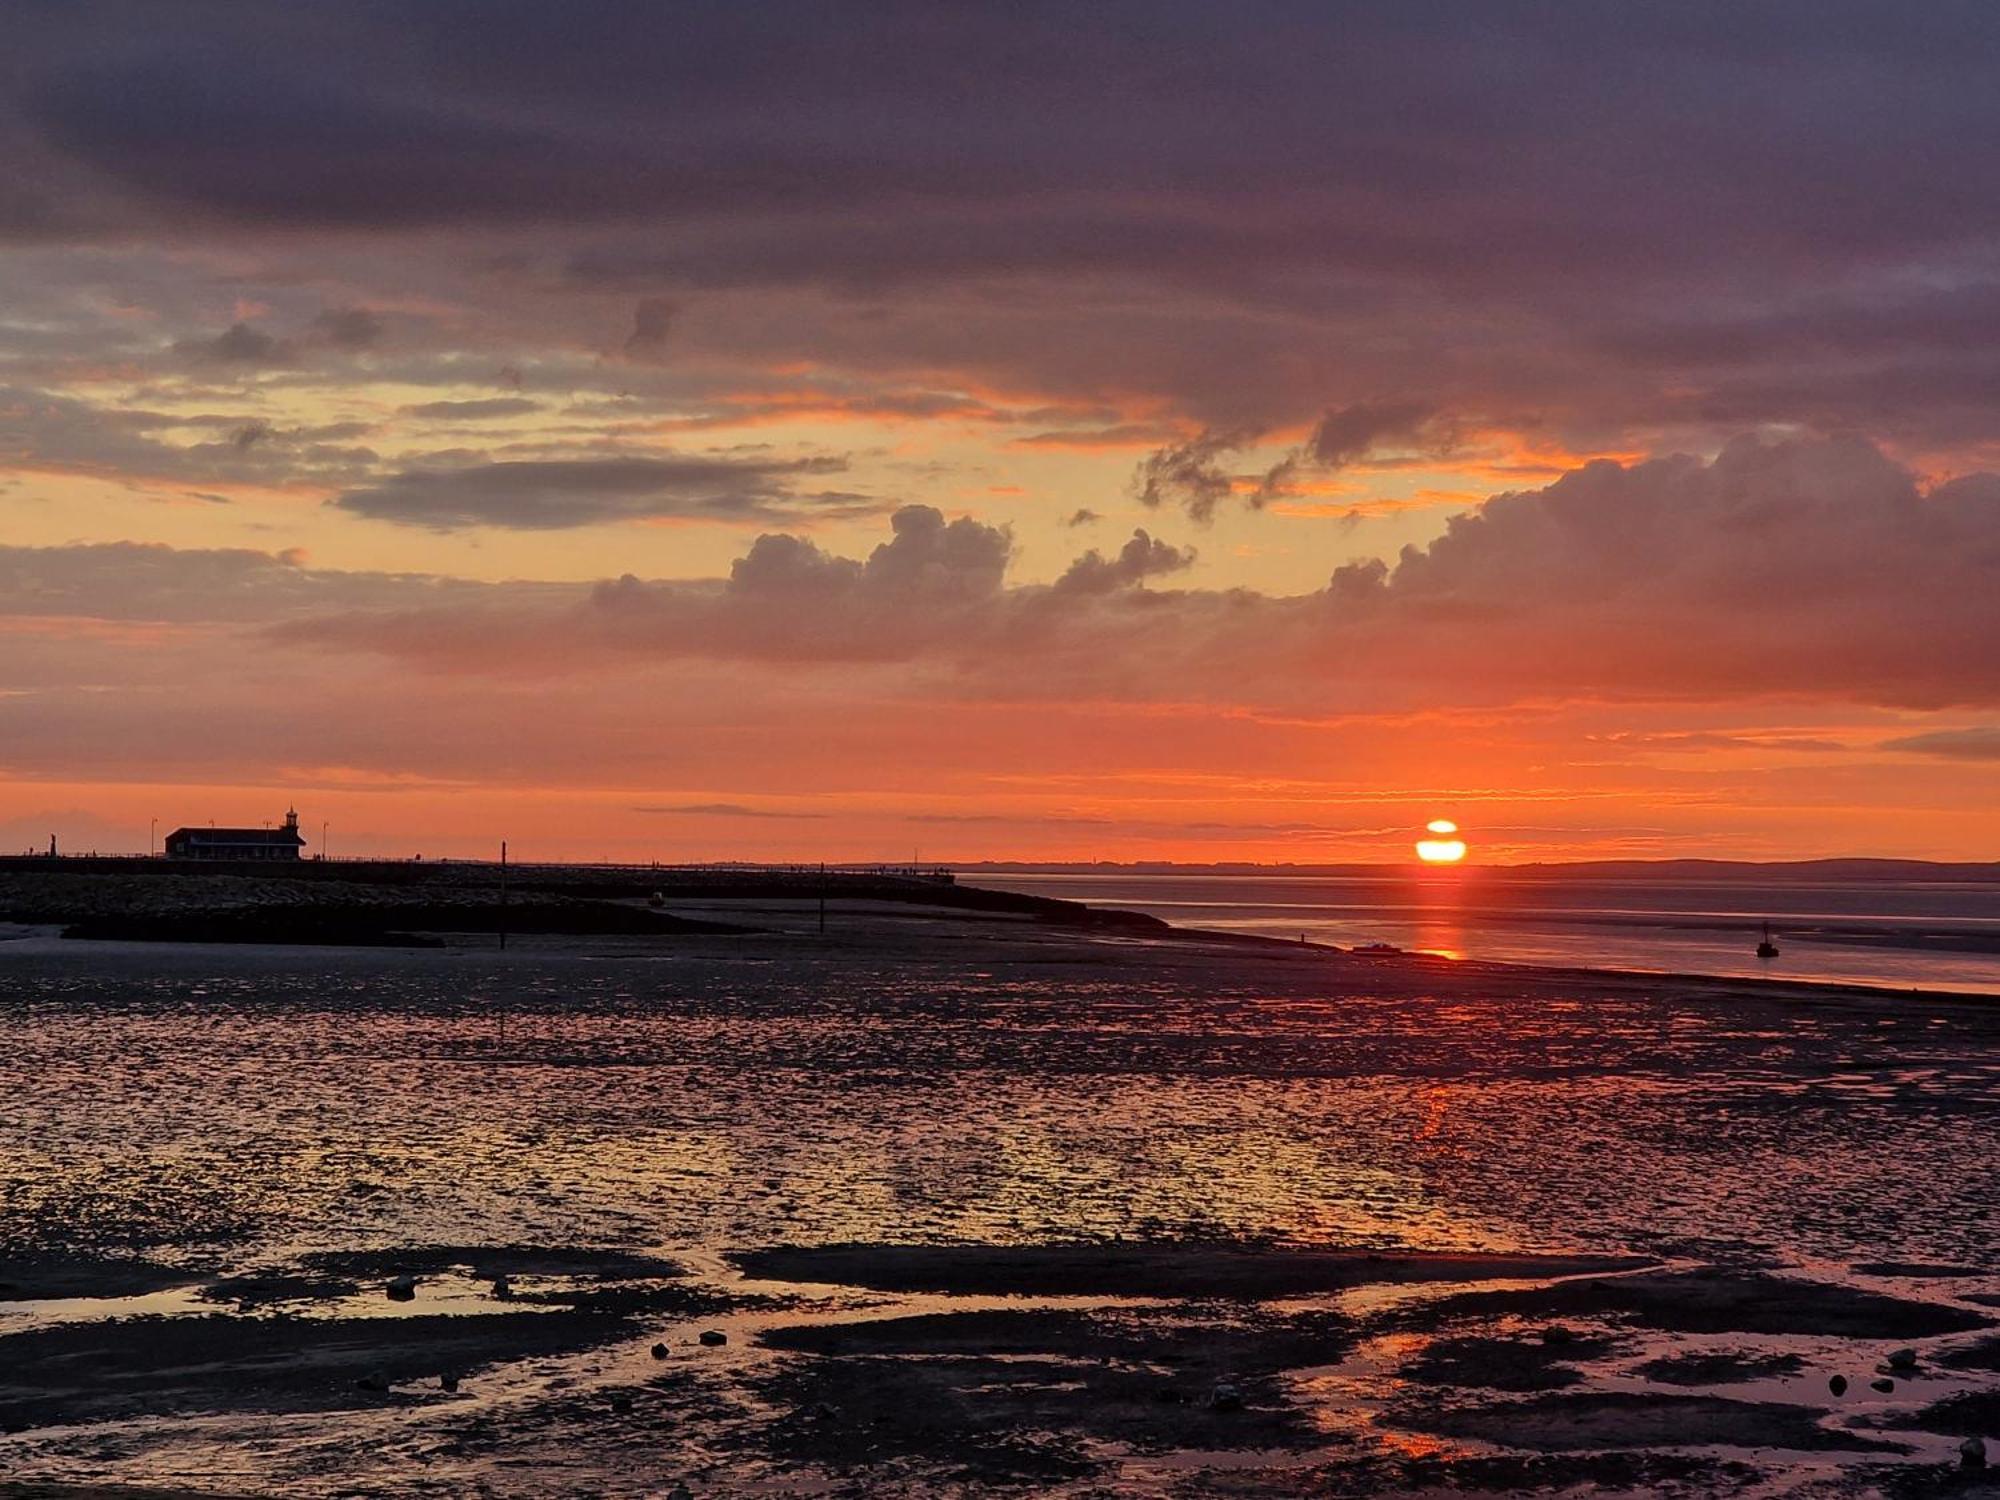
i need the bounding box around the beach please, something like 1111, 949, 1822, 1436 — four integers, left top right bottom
0, 872, 1995, 1496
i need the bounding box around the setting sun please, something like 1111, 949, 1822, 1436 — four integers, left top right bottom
1416, 819, 1468, 863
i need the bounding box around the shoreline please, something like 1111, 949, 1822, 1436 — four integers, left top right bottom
5, 913, 1995, 1011
3, 857, 1996, 1002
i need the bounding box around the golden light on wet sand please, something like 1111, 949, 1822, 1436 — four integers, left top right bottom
1416, 819, 1468, 864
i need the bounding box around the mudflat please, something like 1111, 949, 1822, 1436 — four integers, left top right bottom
0, 895, 1993, 1495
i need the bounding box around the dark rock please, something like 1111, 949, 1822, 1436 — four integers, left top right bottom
1409, 1333, 1601, 1392
1893, 1388, 2000, 1439
356, 1372, 391, 1393
1399, 1391, 1906, 1454
0, 1307, 641, 1432
1211, 1380, 1244, 1412
1872, 1377, 1897, 1393
1634, 1349, 1801, 1389
385, 1274, 418, 1302
1887, 1347, 1920, 1371
1962, 1435, 1988, 1470
439, 1372, 460, 1392
1390, 1269, 1989, 1340
651, 1341, 670, 1360
698, 1329, 727, 1347
1829, 1374, 1848, 1396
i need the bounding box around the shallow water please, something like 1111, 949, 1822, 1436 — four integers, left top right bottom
979, 870, 2000, 994
1, 940, 1994, 1269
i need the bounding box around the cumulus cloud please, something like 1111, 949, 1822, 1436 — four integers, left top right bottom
330, 453, 855, 529
1313, 434, 2000, 708
281, 436, 2000, 711
852, 504, 1012, 600
1052, 529, 1195, 594
719, 503, 1011, 601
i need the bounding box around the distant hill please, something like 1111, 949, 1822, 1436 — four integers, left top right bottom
961, 858, 2000, 882
1506, 858, 2000, 883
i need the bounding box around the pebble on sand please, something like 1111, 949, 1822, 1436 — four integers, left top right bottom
1885, 1346, 1918, 1371
440, 1373, 460, 1392
1870, 1376, 1895, 1393
1963, 1436, 1988, 1470
385, 1274, 418, 1302
699, 1330, 728, 1347
1828, 1374, 1848, 1396
651, 1341, 670, 1360
1210, 1380, 1244, 1412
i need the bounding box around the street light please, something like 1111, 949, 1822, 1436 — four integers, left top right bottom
322, 821, 329, 861
149, 817, 157, 857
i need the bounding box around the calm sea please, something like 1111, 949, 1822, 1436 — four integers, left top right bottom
976, 869, 2000, 995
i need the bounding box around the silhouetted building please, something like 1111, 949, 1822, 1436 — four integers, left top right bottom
164, 808, 306, 861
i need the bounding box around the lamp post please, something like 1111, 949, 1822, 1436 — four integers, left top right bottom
322, 821, 329, 861
149, 818, 157, 857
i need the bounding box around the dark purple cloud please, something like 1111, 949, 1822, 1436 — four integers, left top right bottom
175, 321, 289, 367
6, 1, 2000, 447
331, 454, 857, 530
311, 306, 384, 350
622, 297, 675, 361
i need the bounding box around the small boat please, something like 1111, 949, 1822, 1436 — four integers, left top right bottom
1756, 921, 1780, 960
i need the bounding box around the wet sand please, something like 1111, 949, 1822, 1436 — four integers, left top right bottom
0, 1241, 1992, 1496
0, 889, 1994, 1495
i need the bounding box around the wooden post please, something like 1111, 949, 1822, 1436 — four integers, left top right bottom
499, 839, 508, 951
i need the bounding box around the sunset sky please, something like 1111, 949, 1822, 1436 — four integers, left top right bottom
5, 3, 2000, 862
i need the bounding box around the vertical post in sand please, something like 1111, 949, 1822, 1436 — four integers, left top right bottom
818, 860, 827, 936
499, 839, 509, 951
